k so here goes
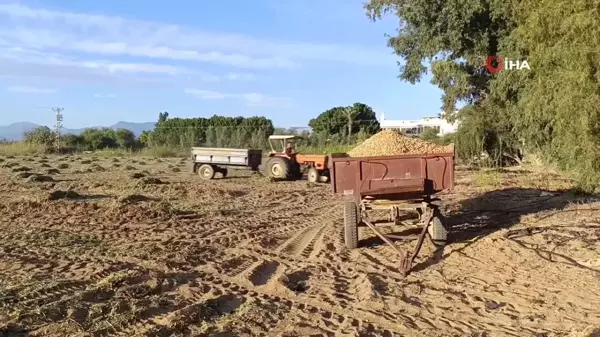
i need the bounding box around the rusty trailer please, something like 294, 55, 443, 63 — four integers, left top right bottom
329, 150, 455, 275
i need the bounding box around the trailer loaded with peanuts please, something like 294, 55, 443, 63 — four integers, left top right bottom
329, 130, 455, 275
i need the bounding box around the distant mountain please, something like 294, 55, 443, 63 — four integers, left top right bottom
0, 122, 40, 141
0, 121, 156, 141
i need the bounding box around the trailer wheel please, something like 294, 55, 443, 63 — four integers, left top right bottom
307, 167, 319, 183
427, 210, 447, 247
266, 157, 290, 180
198, 164, 216, 180
319, 170, 330, 183
344, 202, 359, 249
220, 168, 228, 178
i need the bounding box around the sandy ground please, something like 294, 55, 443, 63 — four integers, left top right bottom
0, 154, 599, 337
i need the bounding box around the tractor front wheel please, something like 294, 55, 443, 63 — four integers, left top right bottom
307, 167, 319, 183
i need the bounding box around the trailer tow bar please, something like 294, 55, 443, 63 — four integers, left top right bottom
362, 206, 434, 276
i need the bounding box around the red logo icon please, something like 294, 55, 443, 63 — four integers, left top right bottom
486, 56, 504, 73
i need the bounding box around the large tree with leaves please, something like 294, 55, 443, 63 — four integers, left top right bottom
309, 102, 380, 136
366, 0, 516, 114
24, 126, 55, 147
365, 0, 521, 164
366, 0, 600, 189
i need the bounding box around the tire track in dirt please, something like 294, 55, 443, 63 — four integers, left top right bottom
214, 254, 260, 277
0, 242, 149, 284
94, 270, 273, 336
165, 270, 404, 336
315, 214, 352, 265
197, 248, 432, 335
48, 269, 202, 337
138, 201, 341, 251
231, 244, 409, 288
2, 259, 142, 312
246, 260, 281, 287
226, 243, 464, 333
183, 246, 406, 331
103, 291, 210, 337
301, 222, 331, 261
291, 309, 398, 337
278, 225, 322, 256
121, 216, 329, 250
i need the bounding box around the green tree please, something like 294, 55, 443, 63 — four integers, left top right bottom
364, 0, 525, 166
158, 111, 169, 124
60, 134, 84, 149
365, 0, 515, 116
309, 102, 380, 137
115, 129, 136, 148
139, 131, 152, 146
24, 126, 55, 146
204, 126, 217, 147
419, 127, 440, 143
81, 128, 117, 150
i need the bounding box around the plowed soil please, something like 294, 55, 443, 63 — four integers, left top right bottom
1, 154, 600, 337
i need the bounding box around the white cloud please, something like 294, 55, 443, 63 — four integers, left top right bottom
184, 89, 292, 108
184, 89, 228, 100
8, 85, 55, 93
0, 47, 258, 85
94, 93, 116, 98
225, 73, 256, 81
0, 3, 394, 70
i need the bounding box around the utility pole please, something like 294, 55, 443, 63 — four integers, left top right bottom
53, 107, 63, 152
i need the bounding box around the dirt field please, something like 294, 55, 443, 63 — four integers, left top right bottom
1, 154, 600, 337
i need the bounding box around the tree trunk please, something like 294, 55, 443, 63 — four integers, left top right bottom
348, 120, 352, 138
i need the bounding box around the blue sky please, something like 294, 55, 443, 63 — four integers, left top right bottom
0, 0, 444, 128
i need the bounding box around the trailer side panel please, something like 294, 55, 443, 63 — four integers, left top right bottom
330, 153, 454, 198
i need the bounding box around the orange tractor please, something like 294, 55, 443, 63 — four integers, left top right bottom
264, 135, 329, 183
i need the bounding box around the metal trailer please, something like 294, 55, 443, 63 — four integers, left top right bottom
329, 150, 455, 275
191, 147, 263, 180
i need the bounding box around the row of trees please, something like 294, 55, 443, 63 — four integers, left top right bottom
140, 113, 276, 149
24, 126, 138, 151
23, 102, 387, 152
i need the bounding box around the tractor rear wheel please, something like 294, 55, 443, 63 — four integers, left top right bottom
307, 167, 319, 183
344, 202, 359, 249
198, 164, 215, 180
266, 157, 291, 180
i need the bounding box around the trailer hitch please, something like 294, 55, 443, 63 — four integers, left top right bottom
363, 207, 434, 276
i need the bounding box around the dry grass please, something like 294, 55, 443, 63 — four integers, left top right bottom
0, 142, 47, 156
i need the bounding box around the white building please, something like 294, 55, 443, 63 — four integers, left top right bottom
379, 112, 458, 136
